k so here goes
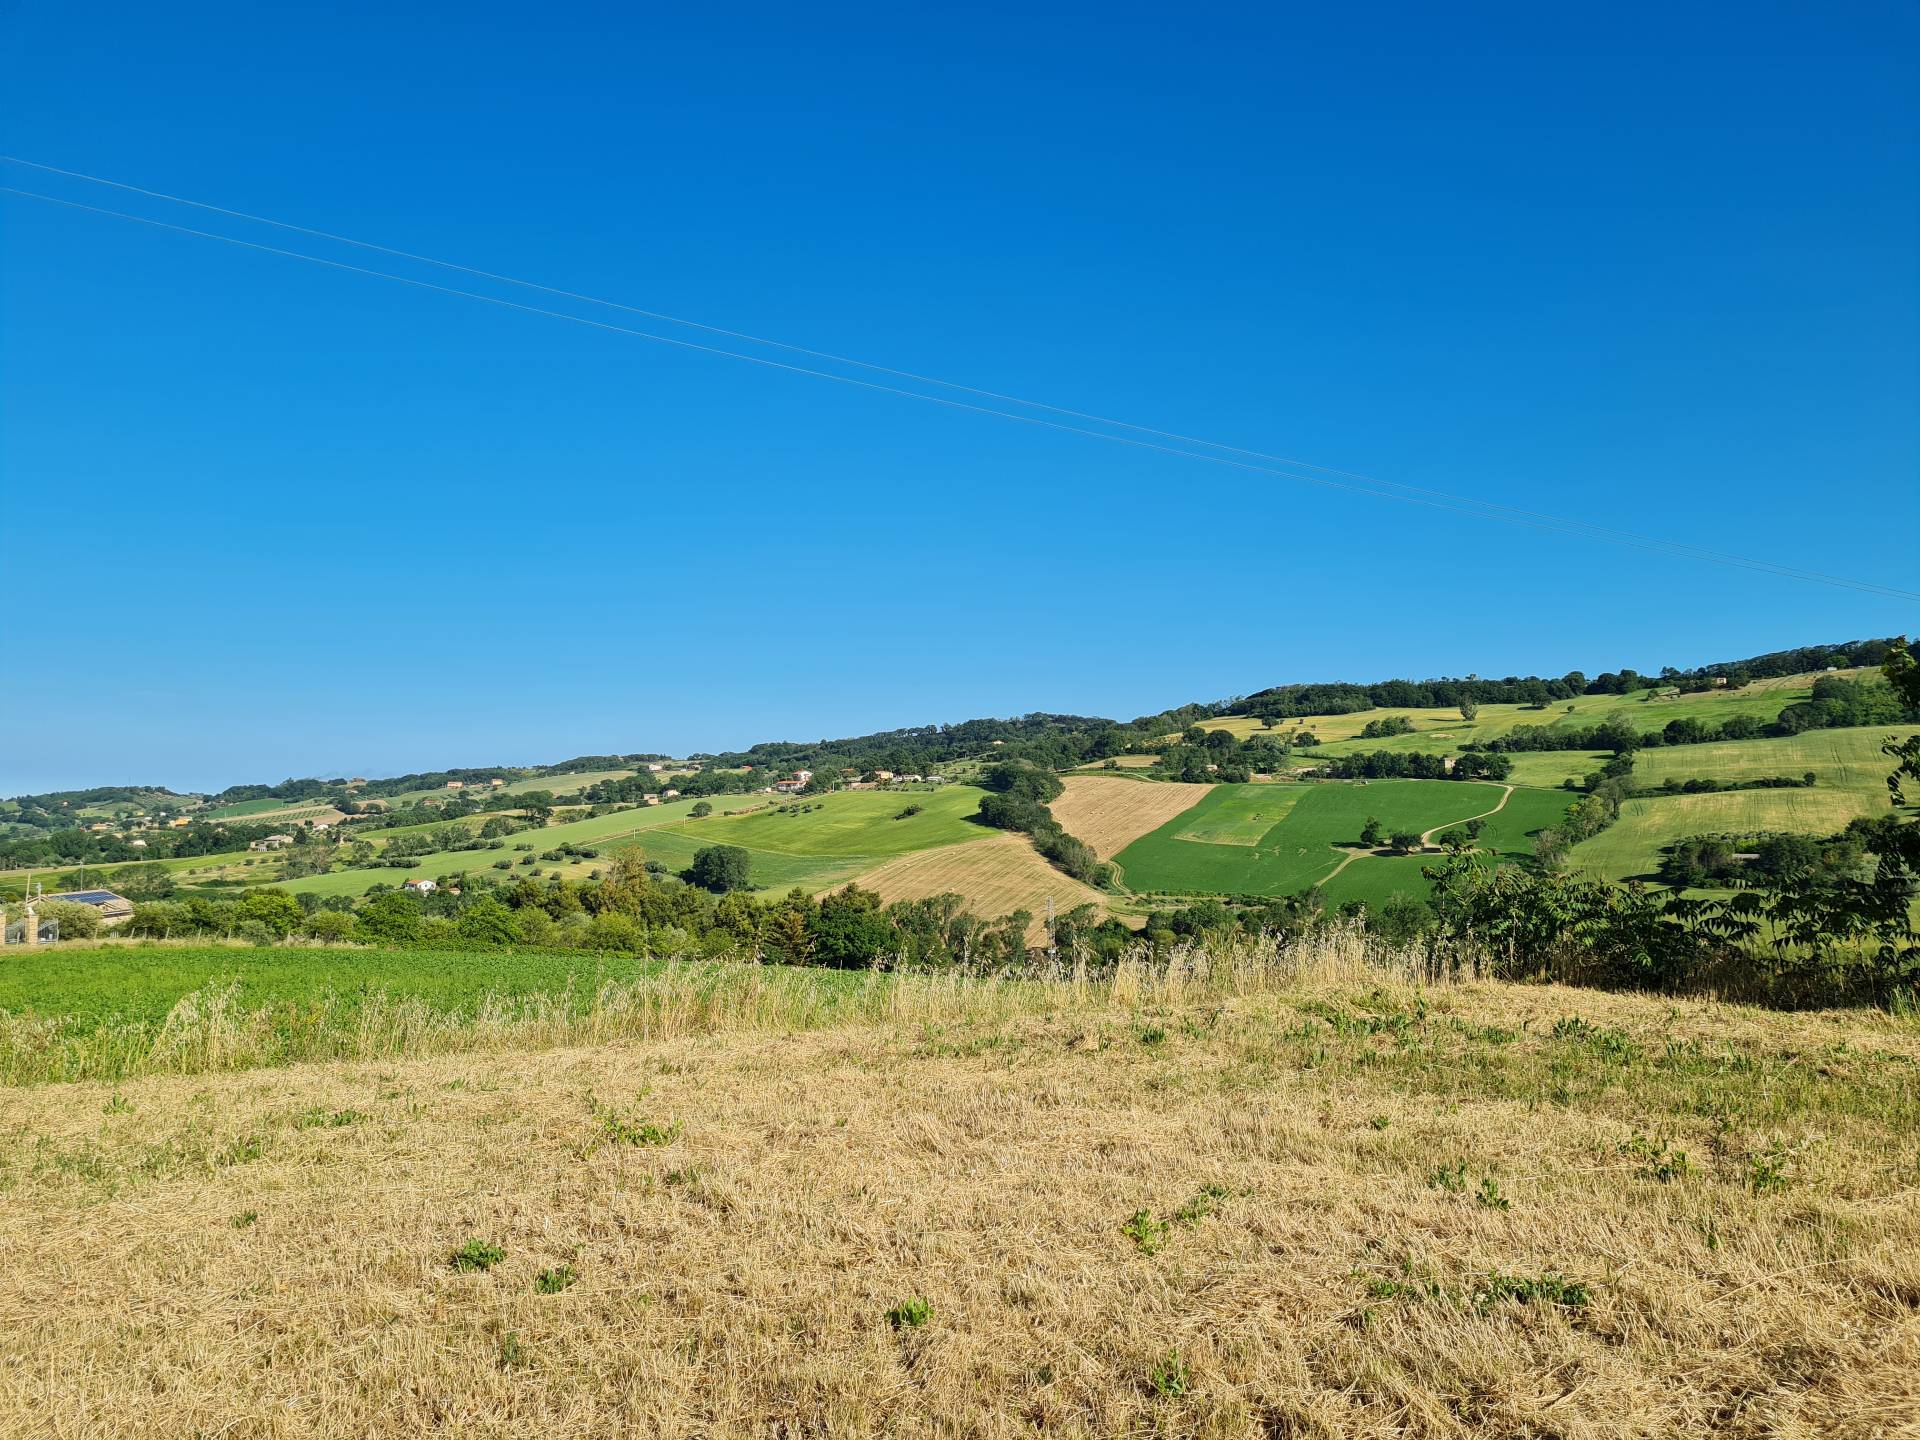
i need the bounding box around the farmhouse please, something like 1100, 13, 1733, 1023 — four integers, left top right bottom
401, 878, 437, 894
444, 780, 465, 790
641, 794, 661, 807
249, 833, 295, 851
773, 768, 815, 794
489, 777, 506, 787
46, 889, 135, 924
662, 788, 680, 799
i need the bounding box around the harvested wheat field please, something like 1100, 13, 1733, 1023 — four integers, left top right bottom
1051, 773, 1212, 859
2, 957, 1916, 1439
844, 832, 1108, 940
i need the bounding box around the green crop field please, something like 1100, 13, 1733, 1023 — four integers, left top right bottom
659, 787, 987, 858
1115, 780, 1512, 898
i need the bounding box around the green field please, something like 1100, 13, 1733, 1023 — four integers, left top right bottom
277, 787, 993, 900
277, 798, 722, 898
663, 786, 987, 857
1116, 780, 1514, 898
1207, 671, 1859, 761
0, 943, 677, 1026
1315, 786, 1573, 909
203, 797, 303, 819
1569, 727, 1917, 882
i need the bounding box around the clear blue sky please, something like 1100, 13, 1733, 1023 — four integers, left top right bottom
3, 2, 1915, 794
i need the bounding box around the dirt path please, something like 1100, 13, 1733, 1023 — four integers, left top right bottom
1421, 783, 1514, 845
1317, 784, 1518, 886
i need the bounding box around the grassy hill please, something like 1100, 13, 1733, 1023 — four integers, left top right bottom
2, 946, 1911, 1435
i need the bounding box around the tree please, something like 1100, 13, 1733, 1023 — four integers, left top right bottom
810, 885, 893, 967
687, 844, 750, 893
457, 897, 521, 944
1459, 699, 1480, 722
240, 889, 304, 938
1359, 817, 1384, 847
1389, 831, 1423, 854
689, 801, 713, 819
520, 790, 556, 824
359, 892, 424, 942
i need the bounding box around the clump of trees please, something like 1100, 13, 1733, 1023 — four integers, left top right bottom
973, 761, 1106, 886
1320, 752, 1513, 781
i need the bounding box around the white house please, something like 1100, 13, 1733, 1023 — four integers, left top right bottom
402, 878, 437, 894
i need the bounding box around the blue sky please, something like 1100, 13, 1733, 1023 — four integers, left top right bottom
3, 2, 1915, 794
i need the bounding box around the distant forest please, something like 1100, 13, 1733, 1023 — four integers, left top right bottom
2, 636, 1903, 816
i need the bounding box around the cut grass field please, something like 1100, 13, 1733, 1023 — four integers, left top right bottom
2, 949, 1912, 1436
847, 833, 1111, 941
1049, 774, 1213, 859
1116, 781, 1512, 898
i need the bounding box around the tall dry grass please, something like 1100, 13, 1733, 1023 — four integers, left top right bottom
0, 925, 1469, 1086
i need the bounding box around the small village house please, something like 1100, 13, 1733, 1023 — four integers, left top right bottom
47, 889, 135, 924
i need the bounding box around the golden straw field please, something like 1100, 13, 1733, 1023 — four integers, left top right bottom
1, 936, 1915, 1438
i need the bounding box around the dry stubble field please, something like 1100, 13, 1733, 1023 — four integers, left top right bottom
1, 951, 1916, 1438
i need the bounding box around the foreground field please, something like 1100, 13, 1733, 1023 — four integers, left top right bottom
1, 959, 1913, 1437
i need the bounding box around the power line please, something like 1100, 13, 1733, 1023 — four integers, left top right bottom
2, 163, 1914, 603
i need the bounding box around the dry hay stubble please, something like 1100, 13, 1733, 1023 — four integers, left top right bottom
0, 980, 1916, 1437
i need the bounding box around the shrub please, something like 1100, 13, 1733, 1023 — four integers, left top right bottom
886, 1297, 932, 1330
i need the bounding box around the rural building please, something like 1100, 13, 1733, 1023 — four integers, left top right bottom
490, 777, 507, 787
250, 833, 295, 851
897, 774, 923, 784
167, 817, 190, 828
872, 770, 894, 782
642, 794, 661, 806
445, 780, 465, 790
646, 763, 665, 773
47, 889, 135, 924
402, 878, 437, 894
129, 838, 147, 848
662, 788, 680, 799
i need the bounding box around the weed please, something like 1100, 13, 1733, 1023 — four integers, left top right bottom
1476, 1176, 1510, 1211
230, 1210, 258, 1229
1148, 1350, 1190, 1398
295, 1107, 368, 1131
535, 1265, 577, 1294
1173, 1184, 1230, 1225
497, 1330, 528, 1368
218, 1134, 265, 1167
886, 1297, 932, 1331
1139, 1025, 1167, 1046
1367, 1114, 1391, 1131
1426, 1159, 1467, 1193
452, 1239, 506, 1272
1122, 1209, 1170, 1255
102, 1094, 132, 1115
1749, 1143, 1792, 1195
1472, 1270, 1591, 1311
1621, 1133, 1693, 1182
585, 1094, 681, 1153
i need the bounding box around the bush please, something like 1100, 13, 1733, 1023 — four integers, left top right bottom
303, 909, 356, 942
35, 899, 102, 940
